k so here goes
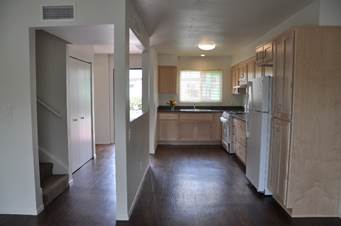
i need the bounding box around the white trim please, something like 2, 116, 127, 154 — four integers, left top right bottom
291, 214, 341, 218
68, 178, 74, 186
37, 97, 62, 118
128, 165, 150, 217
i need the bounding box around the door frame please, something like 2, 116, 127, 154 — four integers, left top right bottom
66, 52, 95, 182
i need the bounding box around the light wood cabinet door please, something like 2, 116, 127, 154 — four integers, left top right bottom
196, 121, 212, 141
158, 113, 178, 141
272, 31, 294, 120
256, 46, 264, 65
246, 58, 256, 81
232, 118, 247, 164
255, 63, 263, 79
158, 66, 177, 94
263, 41, 274, 64
268, 118, 291, 206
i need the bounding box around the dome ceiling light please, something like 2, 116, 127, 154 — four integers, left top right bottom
198, 41, 216, 51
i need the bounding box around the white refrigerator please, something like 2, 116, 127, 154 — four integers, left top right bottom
246, 76, 272, 194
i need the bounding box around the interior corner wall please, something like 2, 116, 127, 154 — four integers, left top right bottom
36, 30, 69, 175
231, 0, 320, 64
0, 0, 118, 216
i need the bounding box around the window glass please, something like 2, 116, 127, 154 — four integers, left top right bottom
129, 69, 142, 118
179, 70, 223, 103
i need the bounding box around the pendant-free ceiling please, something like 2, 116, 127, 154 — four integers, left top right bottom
198, 42, 216, 51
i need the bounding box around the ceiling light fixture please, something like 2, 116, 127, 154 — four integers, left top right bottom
198, 42, 216, 51
201, 54, 205, 57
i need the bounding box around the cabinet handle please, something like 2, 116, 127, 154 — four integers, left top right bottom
72, 118, 78, 122
80, 116, 85, 119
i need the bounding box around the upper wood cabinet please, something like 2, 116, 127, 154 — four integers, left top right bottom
158, 66, 177, 94
256, 41, 274, 66
272, 31, 294, 121
231, 66, 240, 94
246, 57, 256, 81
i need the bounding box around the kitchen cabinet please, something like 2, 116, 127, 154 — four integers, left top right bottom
268, 118, 291, 206
272, 31, 294, 121
158, 113, 178, 141
231, 58, 254, 94
256, 41, 274, 66
231, 66, 239, 94
267, 27, 341, 217
232, 117, 246, 164
158, 112, 221, 144
158, 66, 177, 93
238, 62, 247, 85
246, 57, 256, 81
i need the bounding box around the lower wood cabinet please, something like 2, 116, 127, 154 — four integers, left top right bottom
232, 117, 246, 164
268, 117, 291, 206
158, 112, 221, 144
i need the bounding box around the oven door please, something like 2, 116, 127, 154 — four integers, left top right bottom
220, 117, 230, 152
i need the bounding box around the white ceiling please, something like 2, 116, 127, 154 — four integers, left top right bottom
43, 25, 144, 54
132, 0, 314, 56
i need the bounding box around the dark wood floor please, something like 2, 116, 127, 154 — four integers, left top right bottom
0, 144, 116, 226
120, 145, 341, 226
1, 145, 340, 226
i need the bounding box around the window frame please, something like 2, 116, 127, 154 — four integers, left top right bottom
179, 69, 224, 104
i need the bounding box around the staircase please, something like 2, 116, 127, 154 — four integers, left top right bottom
39, 162, 69, 207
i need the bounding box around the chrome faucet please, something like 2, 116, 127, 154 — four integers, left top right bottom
193, 103, 196, 110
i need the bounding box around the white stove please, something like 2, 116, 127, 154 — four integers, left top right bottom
220, 111, 234, 153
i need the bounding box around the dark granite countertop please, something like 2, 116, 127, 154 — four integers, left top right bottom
158, 106, 244, 113
229, 113, 247, 121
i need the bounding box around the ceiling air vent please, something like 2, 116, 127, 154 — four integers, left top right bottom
42, 5, 75, 20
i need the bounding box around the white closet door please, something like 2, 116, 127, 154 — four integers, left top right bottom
79, 61, 93, 166
69, 57, 93, 173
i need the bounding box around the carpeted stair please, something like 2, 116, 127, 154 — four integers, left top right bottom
39, 162, 69, 207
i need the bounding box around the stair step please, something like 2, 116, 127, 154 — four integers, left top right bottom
39, 162, 53, 183
42, 174, 69, 207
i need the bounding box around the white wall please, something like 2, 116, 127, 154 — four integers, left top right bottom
158, 54, 244, 106
148, 48, 159, 154
94, 55, 111, 144
319, 0, 341, 26
36, 30, 69, 175
0, 0, 119, 215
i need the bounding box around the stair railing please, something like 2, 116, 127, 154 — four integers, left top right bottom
37, 97, 62, 119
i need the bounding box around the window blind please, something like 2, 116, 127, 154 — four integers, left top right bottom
179, 70, 222, 103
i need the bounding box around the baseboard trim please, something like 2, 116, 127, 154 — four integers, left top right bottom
128, 165, 150, 217
36, 204, 44, 215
